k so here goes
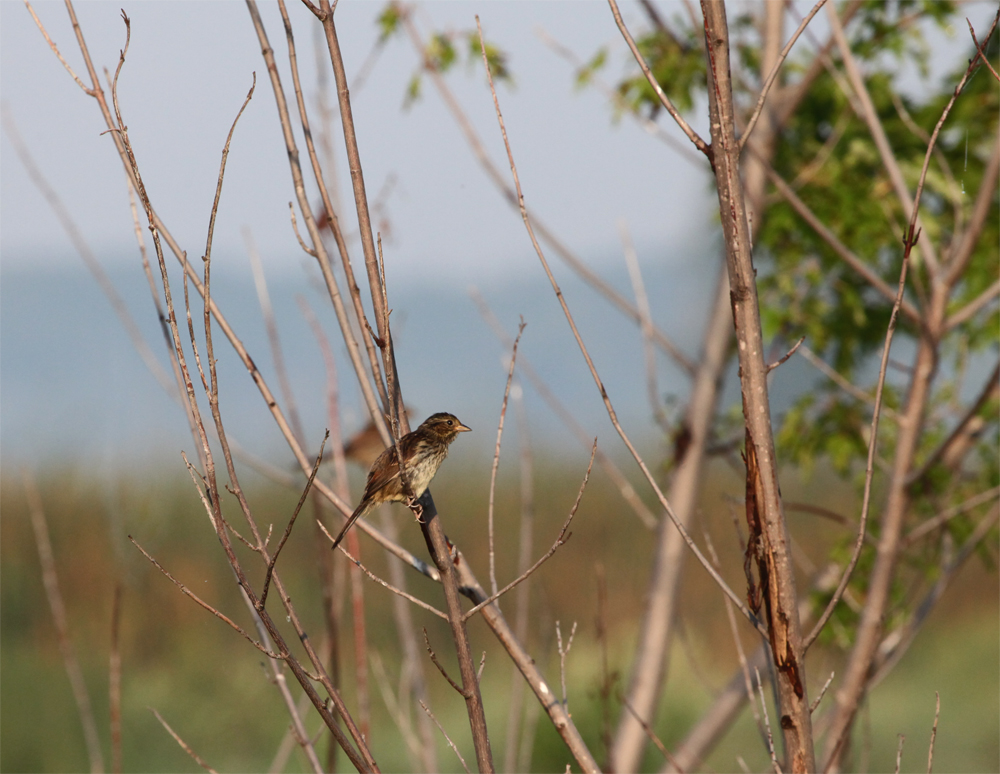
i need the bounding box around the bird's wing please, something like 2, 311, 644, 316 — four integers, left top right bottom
363, 444, 401, 495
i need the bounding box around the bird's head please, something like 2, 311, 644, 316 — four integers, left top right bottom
419, 412, 472, 443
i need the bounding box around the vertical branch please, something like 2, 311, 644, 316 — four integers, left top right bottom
502, 385, 536, 774
245, 0, 391, 448
820, 18, 997, 767
275, 0, 392, 419
110, 583, 123, 774
700, 3, 815, 771
315, 0, 404, 428
317, 5, 495, 769
488, 322, 526, 598
24, 470, 106, 774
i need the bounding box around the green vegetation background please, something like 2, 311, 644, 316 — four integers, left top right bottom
2, 460, 996, 772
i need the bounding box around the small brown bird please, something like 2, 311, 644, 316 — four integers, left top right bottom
330, 412, 471, 551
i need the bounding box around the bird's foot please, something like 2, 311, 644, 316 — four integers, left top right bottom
407, 497, 425, 523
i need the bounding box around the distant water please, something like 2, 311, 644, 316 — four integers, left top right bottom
1, 247, 748, 475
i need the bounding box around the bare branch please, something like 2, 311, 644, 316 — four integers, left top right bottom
288, 202, 318, 257
607, 0, 711, 157
489, 321, 527, 599
871, 508, 999, 690
555, 620, 578, 714
419, 701, 471, 774
755, 667, 781, 774
760, 161, 921, 324
620, 220, 670, 432
947, 130, 1000, 282
247, 0, 391, 451
947, 279, 1000, 330
24, 470, 105, 774
465, 441, 595, 621
260, 434, 328, 610
908, 361, 1000, 486
968, 17, 1000, 82
767, 336, 805, 373
277, 0, 391, 420
23, 1, 94, 93
537, 26, 705, 167
129, 536, 282, 659
472, 289, 659, 529
809, 671, 836, 714
826, 2, 940, 273
805, 240, 913, 651
423, 629, 468, 698
904, 485, 1000, 546
149, 708, 218, 774
798, 344, 900, 422
740, 0, 828, 151
1, 107, 176, 396
403, 11, 696, 375
927, 692, 940, 774
318, 526, 447, 619
620, 698, 684, 771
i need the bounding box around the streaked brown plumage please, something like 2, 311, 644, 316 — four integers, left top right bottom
330, 413, 471, 551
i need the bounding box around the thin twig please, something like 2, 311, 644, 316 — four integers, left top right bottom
419, 700, 471, 774
319, 527, 446, 620
288, 202, 318, 256
504, 385, 537, 773
110, 583, 123, 774
23, 1, 94, 94
607, 0, 711, 157
260, 434, 328, 609
968, 18, 1000, 82
129, 536, 282, 659
489, 321, 526, 599
536, 25, 705, 167
556, 621, 579, 714
620, 697, 684, 772
149, 708, 219, 774
804, 245, 913, 651
369, 652, 427, 770
755, 668, 782, 774
946, 278, 1000, 330
423, 629, 469, 698
278, 0, 392, 423
704, 530, 767, 748
43, 8, 372, 765
809, 671, 836, 713
472, 289, 658, 529
797, 344, 900, 421
895, 734, 906, 774
464, 441, 595, 621
740, 0, 828, 151
869, 509, 1000, 689
904, 485, 1000, 545
926, 692, 940, 774
759, 160, 921, 324
619, 220, 670, 432
767, 336, 805, 373
246, 226, 308, 447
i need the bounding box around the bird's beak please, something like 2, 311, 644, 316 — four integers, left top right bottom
457, 422, 472, 433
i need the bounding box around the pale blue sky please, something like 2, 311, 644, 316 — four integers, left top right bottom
1, 1, 715, 283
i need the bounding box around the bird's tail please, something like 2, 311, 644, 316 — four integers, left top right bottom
330, 501, 371, 552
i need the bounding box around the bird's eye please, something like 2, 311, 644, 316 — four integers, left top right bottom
446, 420, 453, 426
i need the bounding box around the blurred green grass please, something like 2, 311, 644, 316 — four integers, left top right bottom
2, 461, 996, 772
